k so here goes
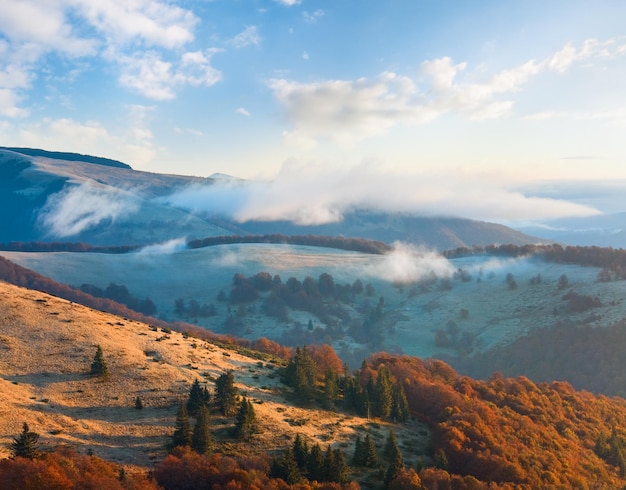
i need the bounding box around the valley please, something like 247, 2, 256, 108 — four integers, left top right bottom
2, 243, 624, 368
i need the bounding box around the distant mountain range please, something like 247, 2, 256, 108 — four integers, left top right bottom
0, 147, 541, 249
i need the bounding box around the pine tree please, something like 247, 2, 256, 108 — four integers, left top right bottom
135, 396, 143, 410
293, 434, 309, 471
191, 405, 212, 454
187, 379, 210, 417
10, 422, 39, 459
322, 445, 335, 482
171, 401, 193, 449
330, 449, 349, 484
90, 344, 109, 379
352, 436, 364, 466
383, 430, 398, 461
215, 370, 238, 416
373, 365, 393, 418
233, 397, 258, 439
391, 383, 409, 422
284, 346, 317, 404
323, 367, 339, 410
271, 448, 303, 484
384, 440, 404, 489
363, 433, 379, 468
307, 443, 324, 482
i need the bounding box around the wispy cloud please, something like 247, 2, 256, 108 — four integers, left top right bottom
236, 107, 251, 117
229, 26, 261, 48
274, 0, 302, 6
38, 182, 140, 237
302, 10, 324, 24
268, 37, 626, 145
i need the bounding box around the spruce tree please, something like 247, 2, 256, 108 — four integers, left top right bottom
293, 434, 309, 471
191, 405, 212, 454
135, 396, 143, 410
233, 397, 258, 439
284, 346, 317, 404
323, 367, 339, 409
271, 448, 303, 484
384, 440, 404, 489
331, 449, 349, 484
10, 422, 39, 459
90, 344, 109, 379
187, 379, 210, 417
215, 370, 238, 416
171, 401, 193, 449
373, 365, 393, 418
307, 443, 324, 482
363, 433, 379, 468
352, 436, 365, 466
391, 383, 409, 422
383, 430, 398, 461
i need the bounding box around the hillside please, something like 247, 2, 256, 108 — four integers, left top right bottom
0, 280, 421, 470
0, 148, 541, 249
3, 280, 626, 487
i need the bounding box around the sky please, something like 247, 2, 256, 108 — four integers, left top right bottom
1, 0, 626, 224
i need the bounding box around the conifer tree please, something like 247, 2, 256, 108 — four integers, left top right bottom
10, 422, 39, 459
383, 430, 398, 461
187, 379, 210, 417
135, 396, 143, 410
332, 449, 350, 484
363, 433, 379, 468
191, 405, 212, 455
271, 448, 303, 484
284, 346, 317, 404
307, 443, 324, 482
293, 433, 309, 471
374, 365, 393, 418
323, 367, 339, 409
391, 382, 409, 422
322, 445, 335, 482
215, 370, 238, 416
233, 397, 258, 439
171, 401, 193, 449
384, 440, 404, 489
90, 344, 109, 379
352, 436, 365, 466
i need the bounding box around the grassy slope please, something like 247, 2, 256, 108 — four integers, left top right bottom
0, 280, 425, 470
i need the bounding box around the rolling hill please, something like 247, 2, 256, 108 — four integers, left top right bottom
0, 147, 541, 249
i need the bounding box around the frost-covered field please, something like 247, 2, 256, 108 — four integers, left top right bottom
2, 244, 625, 361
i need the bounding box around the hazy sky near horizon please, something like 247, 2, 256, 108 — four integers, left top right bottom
1, 1, 626, 222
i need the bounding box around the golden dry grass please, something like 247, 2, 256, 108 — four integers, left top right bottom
0, 281, 425, 470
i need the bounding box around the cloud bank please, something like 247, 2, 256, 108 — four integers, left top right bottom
159, 163, 601, 225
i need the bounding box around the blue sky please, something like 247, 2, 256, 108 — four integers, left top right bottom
1, 1, 626, 223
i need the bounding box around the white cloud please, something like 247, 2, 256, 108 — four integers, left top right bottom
229, 26, 261, 48
159, 163, 601, 226
236, 107, 251, 117
268, 37, 626, 145
302, 51, 309, 60
0, 88, 28, 117
117, 49, 222, 99
72, 0, 198, 49
38, 182, 140, 237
